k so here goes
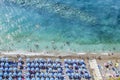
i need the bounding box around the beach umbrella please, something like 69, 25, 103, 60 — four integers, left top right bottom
27, 67, 30, 71
58, 68, 62, 72
40, 63, 43, 67
56, 63, 60, 67
35, 67, 39, 71
73, 63, 77, 67
48, 68, 52, 72
0, 67, 3, 71
18, 77, 22, 80
58, 73, 62, 77
26, 78, 30, 80
50, 77, 54, 80
49, 73, 52, 77
8, 77, 12, 80
54, 73, 57, 77
46, 77, 49, 80
31, 77, 35, 80
56, 59, 60, 62
53, 63, 56, 67
31, 63, 34, 67
13, 72, 17, 76
9, 67, 12, 71
36, 77, 40, 80
4, 72, 8, 77
65, 64, 68, 67
48, 63, 52, 67
9, 72, 12, 76
41, 77, 44, 80
18, 62, 22, 66
0, 77, 2, 80
1, 62, 4, 66
35, 63, 39, 67
67, 73, 71, 77
26, 58, 30, 62
5, 58, 8, 61
68, 59, 71, 63
18, 72, 22, 76
84, 73, 90, 79
27, 63, 30, 67
5, 67, 8, 71
80, 60, 85, 64
47, 59, 51, 62
1, 58, 4, 61
0, 72, 3, 76
18, 57, 22, 61
55, 78, 58, 80
40, 72, 44, 77
44, 63, 47, 67
26, 72, 30, 76
44, 73, 48, 77
81, 64, 86, 69
31, 67, 35, 71
35, 72, 39, 76
35, 58, 38, 62
13, 67, 17, 71
5, 62, 9, 67
72, 59, 76, 63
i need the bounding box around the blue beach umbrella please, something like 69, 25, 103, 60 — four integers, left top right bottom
81, 64, 86, 69
35, 67, 39, 71
44, 73, 48, 77
5, 63, 9, 67
50, 77, 54, 80
31, 77, 35, 80
57, 64, 60, 67
1, 62, 4, 66
31, 67, 35, 71
18, 77, 22, 80
9, 72, 12, 76
41, 77, 44, 80
4, 72, 8, 77
13, 72, 17, 76
27, 67, 30, 71
56, 59, 60, 62
27, 63, 30, 67
46, 77, 49, 80
44, 63, 47, 67
35, 63, 39, 67
18, 62, 22, 66
26, 58, 30, 62
35, 72, 39, 76
18, 57, 22, 61
0, 72, 3, 76
1, 58, 4, 61
26, 72, 30, 76
9, 67, 12, 71
0, 67, 3, 71
36, 77, 40, 80
26, 78, 30, 80
18, 72, 22, 76
80, 60, 85, 64
8, 77, 12, 80
55, 78, 58, 80
54, 73, 57, 77
5, 58, 8, 61
0, 77, 2, 80
31, 63, 34, 67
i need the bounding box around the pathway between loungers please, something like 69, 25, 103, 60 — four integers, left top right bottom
89, 59, 103, 80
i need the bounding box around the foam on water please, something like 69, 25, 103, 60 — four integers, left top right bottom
0, 0, 120, 53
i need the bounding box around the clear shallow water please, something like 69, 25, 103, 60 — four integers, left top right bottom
0, 0, 120, 53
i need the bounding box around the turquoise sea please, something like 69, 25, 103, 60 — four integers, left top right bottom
0, 0, 120, 53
